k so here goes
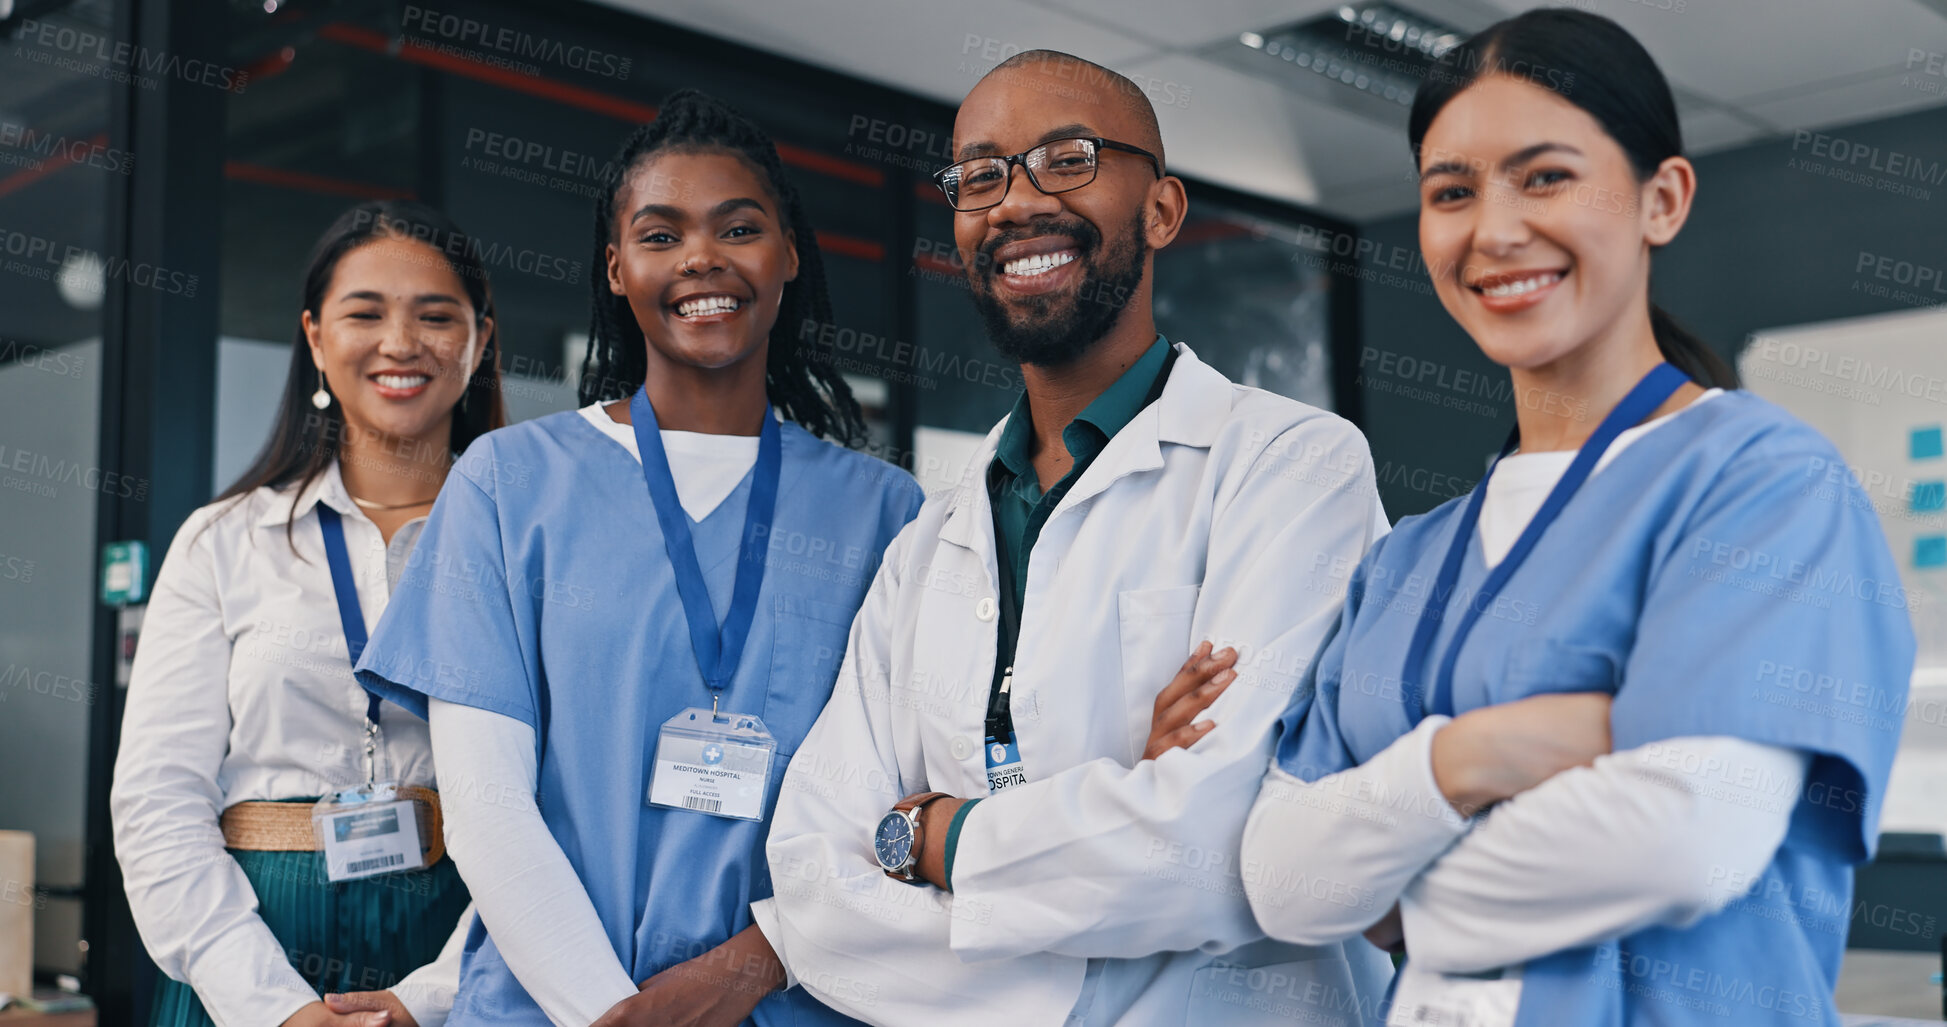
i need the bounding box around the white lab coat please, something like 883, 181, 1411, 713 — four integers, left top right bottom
762, 343, 1395, 1026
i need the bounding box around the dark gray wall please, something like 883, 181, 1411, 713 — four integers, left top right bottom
1354, 104, 1947, 519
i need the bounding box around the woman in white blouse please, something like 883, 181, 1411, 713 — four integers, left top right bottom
111, 200, 503, 1027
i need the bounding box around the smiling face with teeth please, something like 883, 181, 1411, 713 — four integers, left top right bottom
950, 55, 1187, 368
1417, 73, 1693, 381
302, 235, 489, 452
605, 149, 798, 417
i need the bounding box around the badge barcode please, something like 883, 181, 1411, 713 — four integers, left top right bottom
346, 853, 405, 874
684, 796, 722, 813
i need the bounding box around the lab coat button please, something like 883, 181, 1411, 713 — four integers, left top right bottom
950, 736, 972, 759
976, 597, 997, 622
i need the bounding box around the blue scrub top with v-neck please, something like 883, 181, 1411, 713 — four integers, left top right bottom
1272, 390, 1914, 1027
356, 408, 923, 1026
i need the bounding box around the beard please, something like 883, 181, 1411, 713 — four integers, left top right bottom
968, 213, 1149, 368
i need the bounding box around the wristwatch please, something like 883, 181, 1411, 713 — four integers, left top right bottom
875, 791, 949, 883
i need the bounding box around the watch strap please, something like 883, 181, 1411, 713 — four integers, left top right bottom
893, 790, 950, 814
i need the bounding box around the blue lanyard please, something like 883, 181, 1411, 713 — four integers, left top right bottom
629, 387, 782, 703
316, 504, 383, 729
1404, 362, 1689, 718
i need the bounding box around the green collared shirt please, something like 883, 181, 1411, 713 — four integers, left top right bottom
983, 336, 1176, 737
945, 335, 1174, 891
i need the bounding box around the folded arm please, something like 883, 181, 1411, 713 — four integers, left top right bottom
1400, 735, 1808, 973
764, 531, 1081, 1026
1242, 716, 1471, 945
950, 419, 1389, 961
1246, 675, 1617, 947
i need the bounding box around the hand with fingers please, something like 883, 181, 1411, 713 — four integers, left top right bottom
589, 925, 783, 1027
1144, 641, 1238, 761
323, 991, 418, 1027
283, 992, 418, 1027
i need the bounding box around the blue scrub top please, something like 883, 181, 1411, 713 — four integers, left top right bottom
356, 409, 923, 1026
1273, 390, 1915, 1027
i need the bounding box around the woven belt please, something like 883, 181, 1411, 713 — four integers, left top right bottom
220, 785, 444, 865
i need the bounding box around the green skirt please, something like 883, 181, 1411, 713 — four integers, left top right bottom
148, 847, 470, 1027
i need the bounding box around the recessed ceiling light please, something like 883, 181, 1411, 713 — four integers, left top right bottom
1230, 3, 1469, 110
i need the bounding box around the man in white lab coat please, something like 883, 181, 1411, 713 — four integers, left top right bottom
759, 49, 1394, 1025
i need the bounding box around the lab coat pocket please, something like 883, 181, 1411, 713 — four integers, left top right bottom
766, 593, 861, 755
1500, 638, 1621, 699
1187, 944, 1363, 1027
1117, 584, 1203, 756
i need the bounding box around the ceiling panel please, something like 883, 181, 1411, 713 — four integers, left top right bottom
603, 0, 1947, 221
1124, 50, 1417, 210
602, 0, 1159, 107
1741, 67, 1947, 134
1472, 0, 1947, 107
1034, 0, 1349, 50
1679, 106, 1772, 153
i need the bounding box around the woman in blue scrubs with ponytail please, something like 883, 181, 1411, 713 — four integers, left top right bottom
354, 91, 922, 1026
1241, 10, 1914, 1026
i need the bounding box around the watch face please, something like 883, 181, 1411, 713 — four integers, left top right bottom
874, 811, 913, 870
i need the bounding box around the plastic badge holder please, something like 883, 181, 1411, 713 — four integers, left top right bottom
985, 735, 1026, 792
648, 708, 776, 821
311, 782, 429, 882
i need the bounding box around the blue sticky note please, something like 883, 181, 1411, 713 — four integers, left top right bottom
1915, 481, 1947, 513
1917, 536, 1947, 569
1913, 427, 1945, 461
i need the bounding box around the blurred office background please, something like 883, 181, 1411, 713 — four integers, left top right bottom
1, 0, 1944, 1020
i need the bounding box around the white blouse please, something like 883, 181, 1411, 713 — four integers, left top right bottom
110, 461, 468, 1027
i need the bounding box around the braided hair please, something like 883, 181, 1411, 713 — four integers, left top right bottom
581, 89, 868, 445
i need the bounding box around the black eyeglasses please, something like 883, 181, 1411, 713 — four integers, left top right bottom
931, 136, 1163, 212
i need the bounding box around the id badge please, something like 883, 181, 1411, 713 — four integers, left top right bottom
311, 782, 427, 882
984, 734, 1026, 792
649, 707, 776, 821
1386, 963, 1522, 1027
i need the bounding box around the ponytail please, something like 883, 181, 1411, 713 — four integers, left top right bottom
1650, 303, 1738, 389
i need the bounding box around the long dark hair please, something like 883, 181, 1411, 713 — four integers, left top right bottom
581, 89, 868, 445
1407, 9, 1738, 388
216, 200, 507, 530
